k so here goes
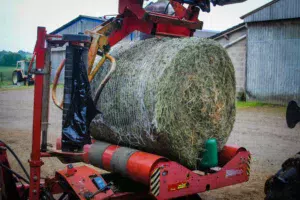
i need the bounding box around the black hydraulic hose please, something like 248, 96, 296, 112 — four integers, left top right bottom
0, 140, 30, 180
0, 163, 30, 184
58, 192, 68, 200
164, 2, 171, 14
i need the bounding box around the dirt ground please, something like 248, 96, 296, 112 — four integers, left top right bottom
0, 88, 299, 200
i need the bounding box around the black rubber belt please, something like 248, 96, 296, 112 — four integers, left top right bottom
88, 141, 111, 168
110, 147, 138, 176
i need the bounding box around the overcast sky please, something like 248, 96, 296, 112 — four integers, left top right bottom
1, 0, 271, 52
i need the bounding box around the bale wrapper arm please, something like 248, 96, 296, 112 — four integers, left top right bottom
0, 0, 251, 200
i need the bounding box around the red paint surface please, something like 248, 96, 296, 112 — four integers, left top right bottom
29, 27, 47, 200
56, 165, 114, 200
127, 152, 166, 185
102, 145, 120, 171
151, 149, 250, 199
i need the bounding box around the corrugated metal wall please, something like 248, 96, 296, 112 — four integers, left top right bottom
51, 48, 65, 83
56, 18, 103, 34
243, 0, 300, 23
215, 27, 247, 94
246, 19, 300, 105
51, 18, 105, 83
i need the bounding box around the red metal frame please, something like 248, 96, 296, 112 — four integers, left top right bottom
53, 141, 250, 199
28, 27, 47, 200
103, 0, 203, 48
150, 148, 250, 199
0, 1, 251, 199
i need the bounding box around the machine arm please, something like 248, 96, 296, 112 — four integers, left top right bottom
85, 0, 203, 87
85, 0, 247, 82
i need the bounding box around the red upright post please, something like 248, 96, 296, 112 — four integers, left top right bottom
29, 27, 47, 200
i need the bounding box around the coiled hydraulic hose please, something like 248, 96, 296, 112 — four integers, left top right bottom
0, 140, 30, 182
52, 59, 65, 110
51, 54, 116, 109
93, 54, 116, 105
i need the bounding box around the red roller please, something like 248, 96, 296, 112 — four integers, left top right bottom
219, 145, 247, 166
101, 145, 120, 171
56, 138, 166, 185
80, 142, 166, 185
126, 151, 167, 184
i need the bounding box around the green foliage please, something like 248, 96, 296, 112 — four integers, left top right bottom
0, 50, 32, 66
0, 50, 9, 60
236, 101, 279, 108
0, 53, 24, 66
17, 50, 32, 59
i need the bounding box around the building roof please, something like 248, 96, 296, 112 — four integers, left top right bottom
240, 0, 279, 19
194, 29, 220, 38
210, 23, 246, 39
240, 0, 300, 23
50, 15, 106, 34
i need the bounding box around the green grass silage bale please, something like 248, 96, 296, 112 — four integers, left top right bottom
90, 37, 236, 169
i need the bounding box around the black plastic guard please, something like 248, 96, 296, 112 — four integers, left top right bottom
62, 45, 99, 152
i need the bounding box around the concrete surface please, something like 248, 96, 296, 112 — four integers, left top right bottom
0, 88, 299, 199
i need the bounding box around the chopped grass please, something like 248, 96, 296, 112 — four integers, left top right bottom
91, 38, 236, 169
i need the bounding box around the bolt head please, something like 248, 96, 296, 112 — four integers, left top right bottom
33, 175, 38, 181
67, 164, 73, 169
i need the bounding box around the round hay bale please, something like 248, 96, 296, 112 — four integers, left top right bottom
90, 37, 236, 169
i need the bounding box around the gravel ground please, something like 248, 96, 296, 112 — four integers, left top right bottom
0, 88, 299, 199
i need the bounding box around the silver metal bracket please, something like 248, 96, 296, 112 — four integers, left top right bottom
31, 68, 50, 75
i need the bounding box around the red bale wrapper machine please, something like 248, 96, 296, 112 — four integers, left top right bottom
0, 0, 251, 199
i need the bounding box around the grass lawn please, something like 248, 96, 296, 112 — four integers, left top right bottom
0, 66, 16, 84
0, 66, 15, 87
0, 65, 34, 90
236, 101, 283, 108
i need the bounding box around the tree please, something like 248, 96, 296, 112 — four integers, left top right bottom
0, 53, 25, 66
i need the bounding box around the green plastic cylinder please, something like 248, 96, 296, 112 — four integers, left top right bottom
199, 138, 218, 169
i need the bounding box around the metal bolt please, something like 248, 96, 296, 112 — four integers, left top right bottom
67, 164, 73, 169
0, 146, 6, 151
33, 176, 38, 182
33, 189, 37, 194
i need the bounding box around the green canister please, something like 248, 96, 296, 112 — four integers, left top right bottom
199, 138, 218, 169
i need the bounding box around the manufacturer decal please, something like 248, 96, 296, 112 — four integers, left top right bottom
226, 169, 243, 177
168, 182, 188, 191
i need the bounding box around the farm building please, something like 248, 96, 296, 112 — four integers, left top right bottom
50, 15, 106, 82
211, 23, 247, 99
241, 0, 300, 104
194, 29, 219, 38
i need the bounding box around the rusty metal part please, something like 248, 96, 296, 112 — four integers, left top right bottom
87, 34, 101, 74
93, 54, 116, 105
28, 52, 36, 74
52, 59, 65, 110
41, 46, 52, 152
88, 55, 107, 82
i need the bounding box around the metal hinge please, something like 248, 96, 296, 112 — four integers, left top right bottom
31, 68, 50, 75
